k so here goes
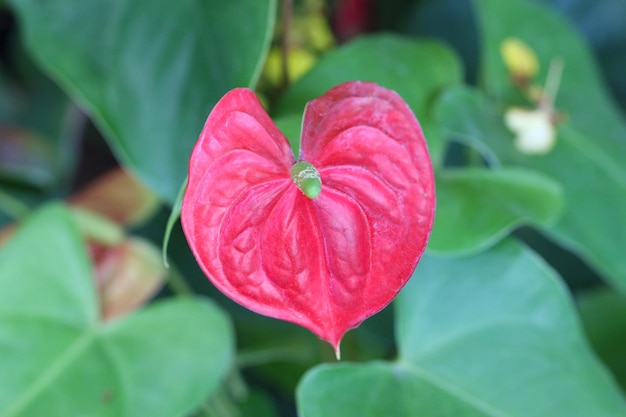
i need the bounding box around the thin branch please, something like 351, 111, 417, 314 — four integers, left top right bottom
280, 0, 294, 89
542, 56, 564, 109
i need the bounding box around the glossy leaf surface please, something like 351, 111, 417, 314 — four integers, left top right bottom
429, 167, 563, 254
297, 240, 626, 416
7, 0, 275, 202
0, 204, 234, 417
182, 81, 435, 350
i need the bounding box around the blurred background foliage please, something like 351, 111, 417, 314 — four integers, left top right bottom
1, 0, 625, 416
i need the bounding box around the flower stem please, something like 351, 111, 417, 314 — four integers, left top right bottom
236, 347, 309, 368
280, 0, 293, 88
165, 264, 193, 296
542, 56, 564, 109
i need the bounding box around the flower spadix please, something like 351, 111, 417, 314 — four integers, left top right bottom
181, 81, 435, 356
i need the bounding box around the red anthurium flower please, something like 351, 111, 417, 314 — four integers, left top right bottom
182, 81, 435, 356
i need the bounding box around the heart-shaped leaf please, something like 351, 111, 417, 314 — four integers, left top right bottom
429, 167, 563, 254
181, 81, 435, 353
0, 204, 233, 417
7, 0, 276, 202
297, 239, 626, 416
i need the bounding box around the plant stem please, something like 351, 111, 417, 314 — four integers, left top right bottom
196, 367, 250, 417
199, 385, 239, 417
162, 176, 186, 268
200, 394, 234, 417
542, 56, 564, 109
236, 347, 308, 368
164, 264, 193, 296
280, 0, 293, 88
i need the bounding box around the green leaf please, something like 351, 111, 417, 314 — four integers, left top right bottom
433, 85, 505, 166
7, 0, 276, 203
395, 0, 480, 83
533, 0, 626, 111
297, 240, 626, 417
472, 0, 626, 291
0, 204, 233, 417
578, 289, 626, 391
299, 360, 500, 417
429, 167, 563, 254
162, 177, 187, 268
274, 34, 463, 165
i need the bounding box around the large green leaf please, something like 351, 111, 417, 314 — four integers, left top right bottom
438, 83, 626, 290
429, 167, 563, 254
471, 0, 626, 291
0, 204, 233, 417
432, 86, 506, 165
396, 0, 480, 83
533, 0, 626, 111
7, 0, 276, 203
297, 240, 626, 416
274, 34, 463, 165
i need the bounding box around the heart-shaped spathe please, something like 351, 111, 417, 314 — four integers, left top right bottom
182, 81, 435, 354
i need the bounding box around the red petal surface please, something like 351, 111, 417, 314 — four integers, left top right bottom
182, 82, 435, 351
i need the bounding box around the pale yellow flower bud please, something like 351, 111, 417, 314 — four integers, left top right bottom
500, 37, 540, 80
262, 46, 317, 86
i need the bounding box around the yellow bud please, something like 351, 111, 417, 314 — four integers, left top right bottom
304, 15, 335, 51
262, 47, 284, 87
287, 47, 317, 82
262, 46, 317, 87
500, 37, 539, 80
